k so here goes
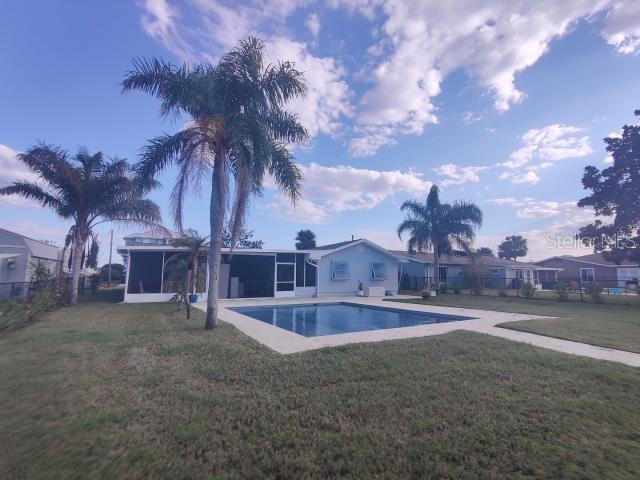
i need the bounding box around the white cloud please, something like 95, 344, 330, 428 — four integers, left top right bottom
488, 197, 585, 219
497, 124, 593, 183
266, 38, 353, 138
137, 1, 352, 141
9, 220, 66, 244
138, 0, 193, 59
434, 164, 490, 187
0, 144, 43, 207
306, 12, 321, 37
264, 162, 432, 223
462, 111, 482, 124
137, 1, 640, 157
338, 0, 639, 155
600, 0, 640, 54
604, 154, 614, 164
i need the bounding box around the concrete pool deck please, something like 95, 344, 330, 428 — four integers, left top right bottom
193, 296, 640, 367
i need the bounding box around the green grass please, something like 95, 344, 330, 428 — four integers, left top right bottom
389, 294, 640, 353
1, 294, 640, 478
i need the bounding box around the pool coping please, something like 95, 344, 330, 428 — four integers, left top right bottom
194, 296, 551, 354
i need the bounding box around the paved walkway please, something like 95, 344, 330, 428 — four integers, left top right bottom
466, 325, 640, 367
196, 296, 640, 367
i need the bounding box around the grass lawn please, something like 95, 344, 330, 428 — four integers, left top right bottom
1, 292, 640, 479
390, 294, 640, 354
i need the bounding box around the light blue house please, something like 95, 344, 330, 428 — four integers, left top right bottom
118, 233, 406, 303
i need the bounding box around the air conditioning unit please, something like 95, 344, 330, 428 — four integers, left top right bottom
364, 286, 385, 297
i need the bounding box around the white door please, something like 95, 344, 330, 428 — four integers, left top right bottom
275, 260, 295, 298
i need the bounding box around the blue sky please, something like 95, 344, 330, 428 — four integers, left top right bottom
1, 0, 639, 265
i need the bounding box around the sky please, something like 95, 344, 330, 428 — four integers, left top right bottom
1, 0, 639, 266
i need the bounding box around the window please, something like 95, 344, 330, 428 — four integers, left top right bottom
580, 268, 595, 283
490, 268, 501, 275
331, 260, 350, 280
371, 262, 388, 280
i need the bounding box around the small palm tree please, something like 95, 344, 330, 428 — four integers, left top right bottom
295, 229, 316, 250
397, 185, 482, 293
0, 144, 162, 304
166, 229, 209, 319
122, 37, 308, 329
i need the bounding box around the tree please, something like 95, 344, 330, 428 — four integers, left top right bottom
222, 226, 264, 249
295, 229, 316, 249
99, 263, 124, 283
122, 37, 308, 329
578, 110, 640, 263
0, 145, 161, 305
476, 247, 494, 256
166, 229, 209, 319
498, 235, 528, 260
397, 185, 482, 293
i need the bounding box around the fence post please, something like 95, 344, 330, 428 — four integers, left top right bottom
578, 280, 584, 302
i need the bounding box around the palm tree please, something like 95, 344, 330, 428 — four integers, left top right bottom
295, 229, 316, 249
397, 185, 482, 293
166, 229, 209, 319
122, 37, 308, 329
0, 144, 162, 304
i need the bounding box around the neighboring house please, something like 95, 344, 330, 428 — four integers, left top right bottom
392, 250, 561, 290
537, 253, 640, 288
117, 235, 406, 303
0, 227, 61, 299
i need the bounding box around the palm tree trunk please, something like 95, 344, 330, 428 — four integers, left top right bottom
69, 231, 84, 305
205, 153, 226, 330
192, 257, 198, 294
184, 271, 191, 319
433, 244, 440, 294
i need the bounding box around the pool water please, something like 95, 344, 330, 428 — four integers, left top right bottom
229, 302, 475, 337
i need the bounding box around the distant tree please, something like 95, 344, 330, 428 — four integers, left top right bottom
99, 263, 124, 283
295, 230, 316, 250
578, 110, 640, 263
476, 247, 494, 256
0, 145, 161, 305
222, 226, 264, 249
397, 185, 482, 293
86, 240, 99, 269
498, 235, 528, 260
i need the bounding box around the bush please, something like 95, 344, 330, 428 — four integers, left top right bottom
420, 288, 431, 300
521, 282, 536, 299
497, 286, 508, 297
0, 287, 58, 332
555, 282, 570, 301
453, 287, 461, 295
584, 282, 604, 303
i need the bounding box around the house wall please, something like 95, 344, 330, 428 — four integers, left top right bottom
319, 243, 399, 296
0, 230, 31, 299
537, 258, 618, 286
617, 267, 640, 287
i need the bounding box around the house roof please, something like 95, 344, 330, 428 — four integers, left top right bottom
391, 250, 541, 268
123, 228, 176, 240
538, 252, 639, 268
0, 227, 60, 261
310, 239, 360, 250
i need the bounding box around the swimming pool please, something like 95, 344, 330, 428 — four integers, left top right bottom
228, 302, 475, 337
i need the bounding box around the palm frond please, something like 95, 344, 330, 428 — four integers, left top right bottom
0, 182, 65, 214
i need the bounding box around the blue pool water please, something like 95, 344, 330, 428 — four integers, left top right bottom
229, 302, 475, 337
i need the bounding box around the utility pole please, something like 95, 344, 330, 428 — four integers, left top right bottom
108, 229, 113, 286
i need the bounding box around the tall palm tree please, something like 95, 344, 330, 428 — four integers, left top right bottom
0, 144, 162, 304
122, 37, 308, 329
397, 185, 482, 293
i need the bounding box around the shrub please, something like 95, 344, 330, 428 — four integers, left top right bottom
420, 288, 431, 300
584, 282, 604, 303
497, 286, 508, 297
521, 282, 536, 299
0, 287, 58, 332
555, 282, 570, 301
453, 287, 461, 295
